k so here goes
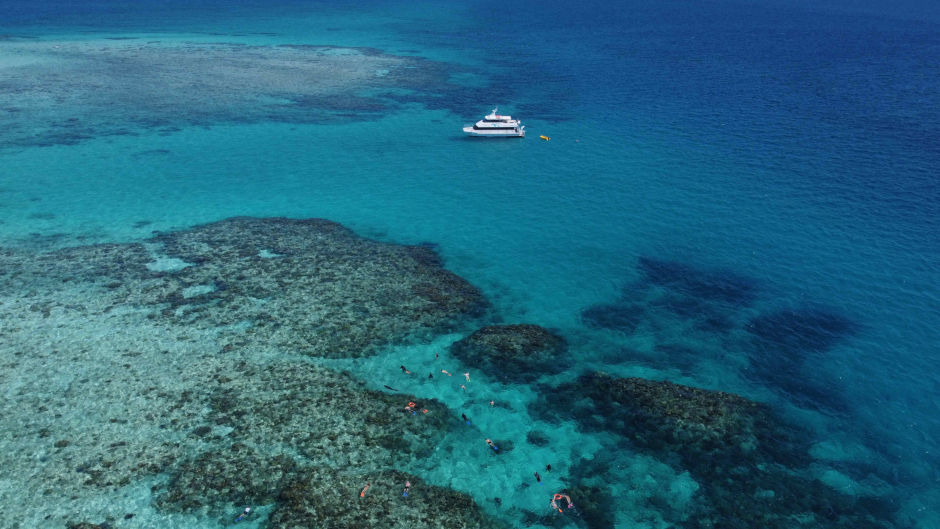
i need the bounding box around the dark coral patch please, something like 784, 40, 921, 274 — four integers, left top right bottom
271, 468, 507, 529
746, 307, 856, 355
450, 324, 567, 382
744, 307, 857, 411
533, 373, 897, 529
525, 430, 550, 447
637, 257, 756, 307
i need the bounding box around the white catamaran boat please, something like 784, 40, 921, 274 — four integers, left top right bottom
463, 108, 525, 137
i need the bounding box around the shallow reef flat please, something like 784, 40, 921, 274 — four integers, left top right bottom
0, 217, 494, 528
0, 39, 452, 148
2, 216, 487, 358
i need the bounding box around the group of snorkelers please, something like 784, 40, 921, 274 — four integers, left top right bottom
392, 360, 579, 519
234, 357, 576, 522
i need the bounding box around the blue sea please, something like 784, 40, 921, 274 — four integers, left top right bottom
1, 0, 938, 528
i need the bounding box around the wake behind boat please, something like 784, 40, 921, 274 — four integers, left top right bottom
463, 108, 525, 137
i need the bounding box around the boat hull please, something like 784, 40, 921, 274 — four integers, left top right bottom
462, 126, 525, 138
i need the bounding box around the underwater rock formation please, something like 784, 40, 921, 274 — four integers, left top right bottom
534, 373, 898, 529
450, 324, 567, 382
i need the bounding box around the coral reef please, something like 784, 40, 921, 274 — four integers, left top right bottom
0, 217, 490, 528
147, 217, 487, 358
0, 40, 456, 148
533, 372, 898, 529
450, 324, 567, 382
271, 468, 507, 529
580, 256, 856, 411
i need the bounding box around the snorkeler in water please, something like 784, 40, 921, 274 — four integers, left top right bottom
551, 493, 575, 513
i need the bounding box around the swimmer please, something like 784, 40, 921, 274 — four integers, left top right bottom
546, 464, 552, 472
460, 384, 466, 391
402, 480, 411, 497
485, 438, 499, 451
360, 483, 370, 497
441, 369, 452, 376
494, 497, 502, 507
464, 372, 470, 382
428, 372, 433, 380
400, 365, 411, 374
461, 413, 471, 425
489, 400, 495, 407
405, 401, 418, 415
234, 507, 251, 522
535, 472, 542, 484
551, 493, 574, 513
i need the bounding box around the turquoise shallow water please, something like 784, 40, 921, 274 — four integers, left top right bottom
1, 0, 939, 527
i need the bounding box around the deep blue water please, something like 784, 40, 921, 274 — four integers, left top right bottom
1, 0, 938, 527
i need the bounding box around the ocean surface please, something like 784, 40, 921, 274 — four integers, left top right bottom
1, 0, 938, 528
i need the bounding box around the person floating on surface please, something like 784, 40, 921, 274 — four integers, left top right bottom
234, 507, 251, 522
428, 372, 433, 380
360, 483, 370, 498
441, 369, 452, 376
546, 464, 552, 472
551, 493, 575, 513
464, 372, 470, 382
485, 438, 499, 451
403, 480, 411, 497
535, 472, 542, 484
462, 413, 471, 425
400, 365, 411, 374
